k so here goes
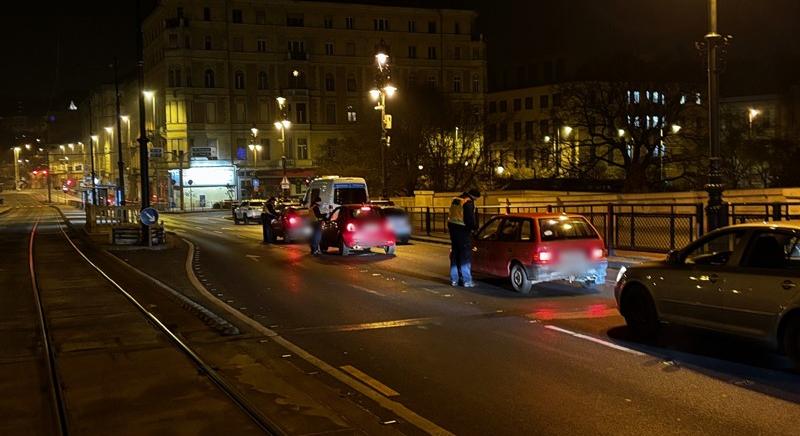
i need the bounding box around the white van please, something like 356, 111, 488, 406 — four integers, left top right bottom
302, 176, 369, 215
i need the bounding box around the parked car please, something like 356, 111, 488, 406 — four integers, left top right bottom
266, 203, 312, 243
233, 200, 265, 224
472, 213, 608, 294
302, 176, 369, 216
320, 204, 396, 255
615, 222, 800, 368
378, 206, 412, 244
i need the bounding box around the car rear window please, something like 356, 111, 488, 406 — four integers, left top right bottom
347, 206, 379, 219
380, 208, 407, 217
334, 185, 367, 205
538, 217, 598, 241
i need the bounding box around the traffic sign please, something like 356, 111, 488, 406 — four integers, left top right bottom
140, 207, 159, 226
280, 176, 290, 190
252, 178, 260, 189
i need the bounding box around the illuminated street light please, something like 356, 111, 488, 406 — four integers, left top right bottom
24, 143, 31, 150
418, 164, 424, 170
250, 127, 259, 137
104, 126, 114, 134
618, 129, 626, 138
12, 147, 21, 190
496, 165, 505, 175
292, 69, 300, 77
369, 89, 381, 101
143, 90, 154, 99
384, 85, 397, 97
68, 143, 75, 150
747, 108, 761, 137
563, 126, 573, 136
276, 96, 286, 108
60, 145, 66, 152
91, 135, 99, 142
544, 135, 551, 143
120, 115, 129, 122
375, 52, 388, 68
671, 124, 682, 134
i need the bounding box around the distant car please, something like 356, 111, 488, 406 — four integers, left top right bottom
615, 222, 800, 369
472, 214, 608, 294
320, 204, 396, 256
267, 204, 312, 243
379, 206, 412, 244
233, 200, 265, 224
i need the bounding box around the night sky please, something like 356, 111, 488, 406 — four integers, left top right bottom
1, 0, 798, 116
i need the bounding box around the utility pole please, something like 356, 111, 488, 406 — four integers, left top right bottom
113, 58, 126, 205
178, 150, 185, 211
371, 47, 396, 199
87, 97, 98, 205
136, 0, 151, 244
45, 149, 52, 203
701, 0, 731, 231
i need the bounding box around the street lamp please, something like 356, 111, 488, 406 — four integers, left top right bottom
618, 129, 626, 138
248, 143, 262, 165
747, 108, 761, 137
275, 96, 291, 197
671, 124, 682, 134
143, 90, 156, 134
13, 147, 21, 190
24, 143, 31, 150
371, 49, 396, 199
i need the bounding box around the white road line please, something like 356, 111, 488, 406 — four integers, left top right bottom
340, 365, 400, 397
245, 254, 260, 262
544, 325, 645, 356
180, 238, 452, 435
351, 284, 385, 297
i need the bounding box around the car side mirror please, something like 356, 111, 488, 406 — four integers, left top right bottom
666, 249, 681, 265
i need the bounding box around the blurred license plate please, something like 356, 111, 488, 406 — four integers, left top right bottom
364, 223, 380, 232
560, 251, 588, 266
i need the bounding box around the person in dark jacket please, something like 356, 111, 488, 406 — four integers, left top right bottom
447, 188, 480, 287
309, 196, 326, 255
261, 197, 278, 243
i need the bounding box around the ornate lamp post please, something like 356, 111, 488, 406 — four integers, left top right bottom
370, 49, 397, 199
274, 96, 291, 198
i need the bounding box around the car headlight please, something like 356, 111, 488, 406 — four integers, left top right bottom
615, 266, 627, 284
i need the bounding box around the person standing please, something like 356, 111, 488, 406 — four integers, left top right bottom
447, 189, 481, 287
261, 196, 278, 243
309, 196, 326, 255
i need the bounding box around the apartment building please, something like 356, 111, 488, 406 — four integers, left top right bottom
142, 0, 486, 204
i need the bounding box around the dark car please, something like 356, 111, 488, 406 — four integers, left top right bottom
378, 206, 412, 244
266, 203, 311, 243
320, 205, 396, 255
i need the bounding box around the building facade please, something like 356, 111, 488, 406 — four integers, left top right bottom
142, 0, 486, 205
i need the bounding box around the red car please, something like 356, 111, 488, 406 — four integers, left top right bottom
320, 205, 396, 255
472, 213, 608, 294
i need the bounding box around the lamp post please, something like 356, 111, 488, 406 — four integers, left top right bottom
747, 108, 761, 138
13, 147, 21, 190
275, 96, 291, 198
371, 50, 396, 199
143, 90, 156, 134
701, 0, 731, 230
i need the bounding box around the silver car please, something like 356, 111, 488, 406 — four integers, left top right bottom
615, 222, 800, 369
233, 200, 265, 224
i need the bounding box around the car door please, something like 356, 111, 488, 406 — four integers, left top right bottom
238, 201, 249, 219
321, 207, 342, 246
720, 230, 800, 338
493, 218, 523, 277
657, 230, 745, 329
473, 217, 503, 275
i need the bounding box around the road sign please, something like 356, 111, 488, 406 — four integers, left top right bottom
252, 178, 260, 189
187, 179, 194, 186
140, 207, 159, 226
150, 147, 164, 159
280, 176, 290, 190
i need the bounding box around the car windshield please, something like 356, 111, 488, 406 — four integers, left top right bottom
334, 186, 367, 205
538, 217, 598, 241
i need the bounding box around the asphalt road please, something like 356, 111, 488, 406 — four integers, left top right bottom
158, 211, 800, 435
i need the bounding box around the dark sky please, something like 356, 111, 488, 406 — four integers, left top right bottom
1, 0, 798, 116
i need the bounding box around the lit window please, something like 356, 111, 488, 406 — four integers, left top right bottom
346, 106, 357, 122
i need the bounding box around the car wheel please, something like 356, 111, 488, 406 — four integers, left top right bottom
339, 239, 350, 256
582, 279, 601, 290
385, 245, 396, 255
510, 262, 533, 295
783, 316, 800, 371
621, 286, 660, 340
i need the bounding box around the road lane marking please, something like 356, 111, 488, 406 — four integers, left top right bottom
180, 238, 453, 436
351, 284, 385, 297
340, 365, 400, 397
245, 254, 260, 262
526, 306, 619, 321
283, 317, 437, 335
544, 325, 645, 356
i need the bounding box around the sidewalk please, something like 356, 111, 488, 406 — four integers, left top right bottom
411, 233, 665, 267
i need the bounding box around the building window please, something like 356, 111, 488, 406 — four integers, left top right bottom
539, 119, 550, 136
296, 138, 309, 159
499, 100, 508, 112
296, 103, 307, 123
513, 98, 521, 111
426, 75, 437, 88
539, 95, 549, 109
374, 18, 389, 31
204, 69, 215, 88
345, 106, 357, 122
206, 102, 217, 123
407, 45, 417, 58
408, 20, 416, 32
257, 72, 268, 90
453, 76, 461, 93
255, 9, 266, 24
325, 42, 334, 55
472, 74, 480, 93
168, 33, 178, 48
204, 36, 212, 50
324, 16, 333, 28
168, 68, 182, 87
472, 47, 480, 60
257, 39, 267, 52
552, 93, 561, 107
260, 138, 271, 160
485, 124, 497, 143
428, 21, 437, 33
232, 37, 243, 51
499, 122, 508, 141
454, 46, 461, 60
203, 7, 211, 21
232, 9, 243, 23
454, 22, 461, 34
513, 122, 522, 140
325, 103, 337, 124
325, 73, 335, 91
525, 97, 533, 110
346, 74, 357, 92
236, 101, 247, 121
427, 46, 437, 59
234, 71, 245, 89
488, 101, 497, 113
345, 16, 354, 29
525, 121, 534, 140
287, 14, 304, 27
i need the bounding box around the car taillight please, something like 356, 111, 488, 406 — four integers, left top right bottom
346, 222, 356, 232
591, 247, 605, 260
533, 249, 553, 264
288, 216, 298, 226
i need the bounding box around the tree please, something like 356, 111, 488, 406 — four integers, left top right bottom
553, 81, 706, 192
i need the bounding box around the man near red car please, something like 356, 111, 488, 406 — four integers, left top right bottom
448, 189, 481, 287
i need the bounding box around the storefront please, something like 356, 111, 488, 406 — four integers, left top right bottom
169, 163, 236, 210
